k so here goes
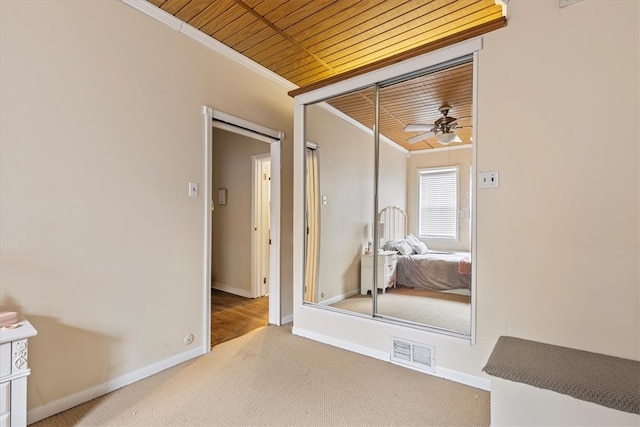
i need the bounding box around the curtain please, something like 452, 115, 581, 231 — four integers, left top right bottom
304, 147, 319, 303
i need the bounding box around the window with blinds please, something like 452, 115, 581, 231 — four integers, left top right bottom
418, 166, 458, 239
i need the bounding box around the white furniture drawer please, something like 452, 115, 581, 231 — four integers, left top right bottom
0, 381, 10, 427
0, 320, 37, 427
360, 251, 397, 295
0, 345, 10, 378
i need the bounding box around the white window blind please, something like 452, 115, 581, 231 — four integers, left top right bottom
418, 166, 458, 239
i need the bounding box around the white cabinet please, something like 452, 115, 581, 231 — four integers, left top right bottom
0, 320, 37, 427
360, 251, 397, 295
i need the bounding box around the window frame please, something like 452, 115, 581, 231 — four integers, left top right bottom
416, 165, 460, 240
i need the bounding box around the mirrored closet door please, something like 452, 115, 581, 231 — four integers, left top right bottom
303, 54, 476, 338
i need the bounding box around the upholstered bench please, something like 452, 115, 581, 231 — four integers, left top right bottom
483, 336, 640, 426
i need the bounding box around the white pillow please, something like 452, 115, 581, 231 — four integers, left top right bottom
406, 233, 421, 245
384, 240, 413, 256
406, 234, 429, 254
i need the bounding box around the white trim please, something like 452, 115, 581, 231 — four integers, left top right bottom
295, 38, 482, 105
293, 102, 306, 327
281, 314, 294, 324
121, 0, 182, 30
202, 106, 213, 352
469, 51, 479, 345
434, 366, 490, 391
210, 110, 283, 325
292, 327, 389, 361
27, 345, 205, 424
213, 110, 283, 142
408, 144, 472, 156
292, 326, 489, 390
319, 102, 408, 155
269, 141, 282, 325
120, 0, 296, 91
212, 282, 253, 299
319, 289, 360, 306
213, 121, 276, 145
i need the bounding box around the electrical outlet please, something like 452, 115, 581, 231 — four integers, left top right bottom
479, 171, 499, 189
184, 334, 194, 345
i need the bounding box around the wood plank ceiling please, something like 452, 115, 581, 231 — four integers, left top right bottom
146, 0, 506, 150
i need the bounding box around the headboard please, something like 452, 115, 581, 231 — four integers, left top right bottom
378, 206, 407, 244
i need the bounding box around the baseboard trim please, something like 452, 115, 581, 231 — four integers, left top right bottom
435, 366, 490, 391
27, 345, 206, 424
292, 326, 389, 361
291, 326, 490, 391
212, 282, 252, 298
281, 314, 294, 324
319, 289, 359, 306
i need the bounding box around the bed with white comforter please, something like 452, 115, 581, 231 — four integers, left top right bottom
394, 251, 471, 292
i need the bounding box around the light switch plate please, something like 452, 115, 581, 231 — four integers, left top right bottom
479, 171, 499, 189
189, 182, 199, 197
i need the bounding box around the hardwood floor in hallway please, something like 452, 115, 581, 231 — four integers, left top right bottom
211, 288, 269, 348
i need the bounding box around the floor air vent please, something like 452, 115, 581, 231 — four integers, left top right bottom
390, 337, 435, 373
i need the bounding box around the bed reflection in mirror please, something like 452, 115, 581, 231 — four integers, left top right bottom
303, 57, 474, 337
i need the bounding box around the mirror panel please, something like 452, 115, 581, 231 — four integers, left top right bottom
374, 60, 473, 335
303, 87, 376, 314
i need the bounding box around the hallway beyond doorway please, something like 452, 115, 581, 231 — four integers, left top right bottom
211, 289, 268, 348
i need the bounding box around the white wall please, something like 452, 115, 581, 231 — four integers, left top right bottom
293, 0, 639, 396
0, 0, 293, 418
211, 129, 270, 296
477, 0, 638, 358
407, 147, 472, 251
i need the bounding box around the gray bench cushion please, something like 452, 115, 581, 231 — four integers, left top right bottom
483, 336, 640, 414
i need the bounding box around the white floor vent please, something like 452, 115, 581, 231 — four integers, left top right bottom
390, 337, 435, 373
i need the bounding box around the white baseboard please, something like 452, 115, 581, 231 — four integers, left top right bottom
434, 366, 490, 391
291, 326, 489, 391
27, 345, 206, 424
292, 326, 389, 361
212, 282, 252, 298
281, 314, 293, 324
319, 289, 359, 306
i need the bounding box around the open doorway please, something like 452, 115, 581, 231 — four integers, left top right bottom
202, 107, 283, 350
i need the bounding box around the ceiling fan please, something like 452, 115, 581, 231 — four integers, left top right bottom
403, 105, 469, 145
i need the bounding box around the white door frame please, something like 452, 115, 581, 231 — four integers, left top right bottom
251, 153, 271, 298
202, 106, 283, 351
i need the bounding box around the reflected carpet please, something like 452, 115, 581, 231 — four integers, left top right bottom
330, 287, 471, 334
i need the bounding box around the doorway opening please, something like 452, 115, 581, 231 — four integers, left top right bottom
202, 107, 283, 350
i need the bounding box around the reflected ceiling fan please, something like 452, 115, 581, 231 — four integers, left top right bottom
403, 105, 470, 145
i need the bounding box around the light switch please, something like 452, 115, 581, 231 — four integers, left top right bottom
478, 171, 499, 189
189, 182, 199, 197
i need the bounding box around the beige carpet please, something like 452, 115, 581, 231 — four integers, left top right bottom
330, 289, 471, 335
32, 324, 489, 426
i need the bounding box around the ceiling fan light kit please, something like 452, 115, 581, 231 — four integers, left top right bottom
404, 104, 469, 145
436, 132, 462, 144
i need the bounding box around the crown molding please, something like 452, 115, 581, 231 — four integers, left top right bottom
409, 144, 472, 156
121, 0, 297, 91
319, 102, 408, 155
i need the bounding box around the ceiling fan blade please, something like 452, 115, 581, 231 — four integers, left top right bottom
407, 131, 434, 144
403, 124, 433, 132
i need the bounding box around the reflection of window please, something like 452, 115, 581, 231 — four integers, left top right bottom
418, 166, 458, 239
